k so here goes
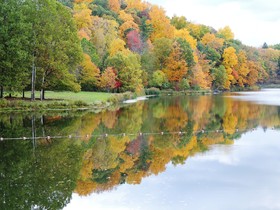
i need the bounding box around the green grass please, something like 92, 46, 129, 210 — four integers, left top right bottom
0, 91, 136, 111
24, 91, 114, 104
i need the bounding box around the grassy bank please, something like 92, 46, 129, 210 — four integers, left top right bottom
0, 91, 135, 111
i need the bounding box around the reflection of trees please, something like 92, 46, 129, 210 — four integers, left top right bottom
0, 138, 83, 210
1, 95, 280, 203
75, 95, 280, 196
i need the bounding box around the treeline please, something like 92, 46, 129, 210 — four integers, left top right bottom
1, 0, 280, 98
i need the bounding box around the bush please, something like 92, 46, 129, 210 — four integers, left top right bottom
0, 99, 8, 107
73, 100, 88, 107
145, 87, 160, 95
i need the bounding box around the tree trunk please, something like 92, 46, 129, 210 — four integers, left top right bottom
9, 93, 11, 98
22, 89, 25, 98
0, 86, 3, 98
43, 89, 45, 100
31, 60, 36, 101
40, 72, 45, 101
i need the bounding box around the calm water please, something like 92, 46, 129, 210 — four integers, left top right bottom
1, 89, 280, 210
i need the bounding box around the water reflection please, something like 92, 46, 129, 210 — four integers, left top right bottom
1, 92, 280, 209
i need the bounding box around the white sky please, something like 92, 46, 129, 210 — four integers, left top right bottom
146, 0, 280, 47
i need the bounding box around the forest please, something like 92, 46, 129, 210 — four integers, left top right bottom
1, 0, 280, 98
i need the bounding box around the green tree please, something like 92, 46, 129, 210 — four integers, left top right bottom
0, 0, 32, 97
106, 52, 143, 92
171, 15, 188, 30
176, 38, 195, 67
153, 38, 173, 70
212, 65, 227, 90
30, 0, 83, 99
81, 38, 101, 67
151, 70, 167, 88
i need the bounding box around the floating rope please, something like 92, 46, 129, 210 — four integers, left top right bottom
0, 127, 275, 142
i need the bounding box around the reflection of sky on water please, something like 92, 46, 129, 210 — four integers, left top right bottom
65, 129, 280, 210
229, 89, 280, 106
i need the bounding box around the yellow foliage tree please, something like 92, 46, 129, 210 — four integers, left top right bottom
148, 5, 175, 41
109, 38, 129, 56
73, 3, 92, 30
80, 53, 100, 89
236, 51, 250, 87
201, 32, 224, 49
174, 28, 197, 50
118, 10, 134, 22
218, 26, 234, 40
125, 0, 148, 11
164, 42, 188, 84
119, 20, 139, 38
222, 47, 238, 89
108, 0, 120, 13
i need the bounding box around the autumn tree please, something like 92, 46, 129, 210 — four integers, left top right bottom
108, 38, 129, 56
100, 67, 117, 92
106, 51, 143, 92
108, 0, 120, 13
222, 47, 238, 89
171, 16, 188, 30
73, 2, 93, 40
148, 5, 175, 41
126, 30, 143, 53
217, 26, 234, 40
235, 51, 250, 87
212, 65, 227, 90
79, 54, 100, 90
151, 70, 167, 88
91, 16, 119, 64
164, 41, 188, 86
153, 38, 173, 70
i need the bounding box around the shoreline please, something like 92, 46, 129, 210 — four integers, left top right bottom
0, 86, 271, 112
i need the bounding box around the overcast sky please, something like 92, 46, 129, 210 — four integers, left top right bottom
146, 0, 280, 47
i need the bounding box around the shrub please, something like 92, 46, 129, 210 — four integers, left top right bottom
145, 87, 160, 95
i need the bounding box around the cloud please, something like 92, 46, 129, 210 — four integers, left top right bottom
147, 0, 280, 47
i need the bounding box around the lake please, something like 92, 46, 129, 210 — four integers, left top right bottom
1, 89, 280, 210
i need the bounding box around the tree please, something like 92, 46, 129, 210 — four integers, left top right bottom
91, 16, 119, 60
164, 42, 188, 86
212, 65, 227, 90
108, 38, 128, 56
176, 38, 195, 67
79, 54, 100, 91
108, 0, 120, 13
201, 32, 224, 50
171, 16, 188, 30
236, 51, 250, 87
147, 5, 175, 41
126, 30, 143, 53
151, 70, 167, 88
139, 17, 153, 43
30, 0, 83, 99
100, 67, 117, 92
106, 52, 143, 92
217, 26, 234, 40
81, 38, 101, 66
0, 0, 32, 97
73, 2, 93, 40
262, 42, 269, 49
222, 47, 238, 89
153, 38, 173, 70
174, 29, 197, 50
